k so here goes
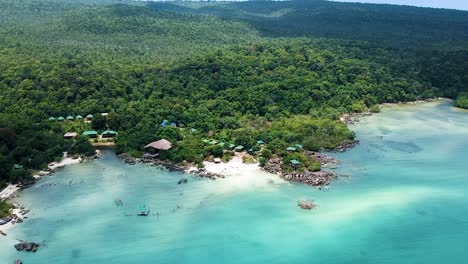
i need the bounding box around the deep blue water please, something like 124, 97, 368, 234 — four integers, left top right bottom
1, 100, 467, 263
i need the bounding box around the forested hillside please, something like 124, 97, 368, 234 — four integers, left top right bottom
0, 0, 467, 187
148, 0, 468, 49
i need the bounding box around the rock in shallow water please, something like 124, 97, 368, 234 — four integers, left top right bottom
14, 241, 40, 253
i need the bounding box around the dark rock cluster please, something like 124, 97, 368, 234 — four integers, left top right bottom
14, 241, 40, 252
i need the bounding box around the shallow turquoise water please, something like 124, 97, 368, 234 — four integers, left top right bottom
1, 100, 468, 263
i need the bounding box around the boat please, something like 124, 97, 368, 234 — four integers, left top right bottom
137, 205, 150, 216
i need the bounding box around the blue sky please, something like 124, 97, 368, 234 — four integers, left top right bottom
334, 0, 468, 11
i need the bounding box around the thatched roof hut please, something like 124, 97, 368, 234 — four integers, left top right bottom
144, 139, 173, 151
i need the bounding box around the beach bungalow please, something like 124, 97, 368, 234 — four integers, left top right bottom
290, 159, 301, 170
257, 140, 265, 145
286, 147, 297, 152
57, 116, 65, 121
295, 144, 303, 149
144, 139, 173, 156
86, 114, 93, 120
82, 130, 98, 138
101, 130, 117, 138
101, 113, 109, 117
64, 132, 78, 139
248, 148, 254, 154
66, 115, 74, 121
49, 117, 56, 121
235, 145, 244, 152
228, 144, 235, 149
76, 115, 83, 120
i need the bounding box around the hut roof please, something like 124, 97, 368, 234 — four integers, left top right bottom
257, 140, 265, 145
64, 132, 78, 138
235, 145, 244, 151
13, 164, 24, 169
295, 144, 303, 149
86, 114, 93, 119
66, 115, 74, 120
76, 115, 83, 119
286, 147, 297, 151
102, 130, 117, 135
290, 159, 301, 165
49, 117, 56, 121
57, 116, 65, 121
144, 139, 173, 150
83, 130, 98, 136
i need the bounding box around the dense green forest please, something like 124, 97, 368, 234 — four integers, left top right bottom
149, 0, 468, 49
0, 0, 467, 187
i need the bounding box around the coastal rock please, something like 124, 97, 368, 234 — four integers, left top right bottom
334, 140, 359, 152
14, 260, 23, 264
298, 200, 316, 210
14, 242, 40, 253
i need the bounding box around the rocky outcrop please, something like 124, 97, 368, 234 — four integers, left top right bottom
283, 171, 337, 187
14, 241, 40, 252
305, 151, 340, 167
14, 260, 23, 264
298, 200, 316, 210
333, 140, 359, 152
119, 154, 224, 180
263, 156, 337, 187
188, 168, 224, 180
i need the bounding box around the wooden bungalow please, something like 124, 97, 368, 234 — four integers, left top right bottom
57, 116, 65, 121
86, 114, 93, 120
64, 132, 78, 139
49, 117, 56, 121
76, 115, 83, 120
66, 115, 74, 121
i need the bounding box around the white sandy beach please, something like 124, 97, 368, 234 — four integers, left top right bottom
48, 155, 82, 171
192, 154, 287, 193
0, 184, 19, 200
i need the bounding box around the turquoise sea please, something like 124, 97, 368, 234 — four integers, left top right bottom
1, 100, 468, 263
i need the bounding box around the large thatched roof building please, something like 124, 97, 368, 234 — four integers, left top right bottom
144, 139, 173, 151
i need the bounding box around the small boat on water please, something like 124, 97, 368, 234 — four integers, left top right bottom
137, 205, 150, 216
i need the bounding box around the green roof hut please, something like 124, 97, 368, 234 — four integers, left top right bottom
235, 145, 244, 152
86, 114, 93, 120
57, 116, 65, 121
49, 117, 56, 121
66, 115, 74, 121
102, 130, 117, 138
82, 130, 98, 138
290, 159, 301, 170
76, 115, 83, 120
286, 147, 297, 152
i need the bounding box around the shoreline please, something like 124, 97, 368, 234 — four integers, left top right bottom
0, 151, 101, 235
